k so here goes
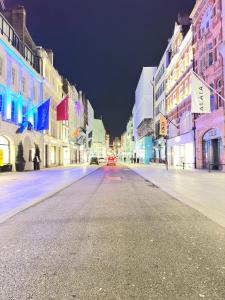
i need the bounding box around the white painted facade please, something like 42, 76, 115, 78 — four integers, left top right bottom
91, 118, 106, 158
36, 47, 65, 167
0, 16, 43, 171
133, 67, 157, 142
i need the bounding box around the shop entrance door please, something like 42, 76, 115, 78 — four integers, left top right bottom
211, 139, 220, 170
202, 138, 221, 170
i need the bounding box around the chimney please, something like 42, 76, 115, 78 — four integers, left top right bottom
3, 6, 26, 42
177, 12, 191, 26
46, 49, 54, 65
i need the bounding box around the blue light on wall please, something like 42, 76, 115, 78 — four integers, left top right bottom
17, 94, 22, 123
0, 38, 42, 83
5, 89, 11, 119
144, 136, 153, 164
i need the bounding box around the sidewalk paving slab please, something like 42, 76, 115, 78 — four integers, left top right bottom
126, 163, 225, 229
0, 164, 100, 223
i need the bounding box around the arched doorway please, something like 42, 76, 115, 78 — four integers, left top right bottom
0, 136, 10, 165
202, 129, 222, 170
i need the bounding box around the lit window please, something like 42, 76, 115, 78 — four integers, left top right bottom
0, 136, 10, 164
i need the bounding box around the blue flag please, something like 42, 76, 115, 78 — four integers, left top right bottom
16, 121, 33, 134
37, 99, 50, 131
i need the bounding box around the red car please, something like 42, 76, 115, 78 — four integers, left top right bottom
107, 156, 117, 166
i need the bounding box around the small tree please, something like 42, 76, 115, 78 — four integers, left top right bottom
16, 142, 25, 163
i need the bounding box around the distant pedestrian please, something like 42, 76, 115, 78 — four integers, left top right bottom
137, 157, 140, 164
131, 157, 133, 163
124, 157, 126, 163
134, 157, 136, 164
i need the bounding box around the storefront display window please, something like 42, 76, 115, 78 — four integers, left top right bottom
0, 136, 10, 164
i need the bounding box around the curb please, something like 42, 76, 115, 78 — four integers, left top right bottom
0, 166, 101, 224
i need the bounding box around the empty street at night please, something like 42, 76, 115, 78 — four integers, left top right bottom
2, 0, 225, 298
1, 165, 225, 299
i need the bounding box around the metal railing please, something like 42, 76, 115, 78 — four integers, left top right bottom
208, 163, 225, 172
0, 12, 40, 73
182, 162, 196, 170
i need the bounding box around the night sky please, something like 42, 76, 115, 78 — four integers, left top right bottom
8, 0, 195, 138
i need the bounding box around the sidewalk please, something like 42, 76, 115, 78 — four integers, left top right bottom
126, 163, 225, 228
0, 164, 100, 223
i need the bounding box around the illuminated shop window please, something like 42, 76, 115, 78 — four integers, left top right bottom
0, 136, 10, 164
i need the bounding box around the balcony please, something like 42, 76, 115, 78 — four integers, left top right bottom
0, 12, 40, 73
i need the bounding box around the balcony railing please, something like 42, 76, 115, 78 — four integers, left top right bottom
0, 12, 40, 73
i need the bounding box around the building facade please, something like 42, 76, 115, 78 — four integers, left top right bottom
191, 0, 225, 171
37, 47, 65, 167
166, 17, 194, 169
0, 10, 43, 171
91, 118, 106, 158
133, 67, 156, 164
153, 43, 171, 164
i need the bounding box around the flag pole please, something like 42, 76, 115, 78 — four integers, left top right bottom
21, 97, 51, 119
193, 70, 225, 103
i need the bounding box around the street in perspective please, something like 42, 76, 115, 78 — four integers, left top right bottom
1, 0, 225, 299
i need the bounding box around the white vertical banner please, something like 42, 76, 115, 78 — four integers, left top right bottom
191, 72, 211, 113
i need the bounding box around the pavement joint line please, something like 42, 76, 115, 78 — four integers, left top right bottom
126, 164, 225, 229
0, 166, 101, 225
125, 166, 159, 188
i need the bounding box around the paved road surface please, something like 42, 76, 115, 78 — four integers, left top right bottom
0, 165, 225, 299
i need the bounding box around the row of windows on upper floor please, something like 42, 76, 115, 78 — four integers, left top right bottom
167, 77, 223, 114
166, 47, 193, 92
0, 55, 39, 101
167, 79, 191, 113
194, 0, 221, 41
154, 64, 165, 86
170, 32, 184, 61
155, 99, 166, 117
44, 65, 62, 95
195, 37, 222, 74
155, 81, 165, 102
